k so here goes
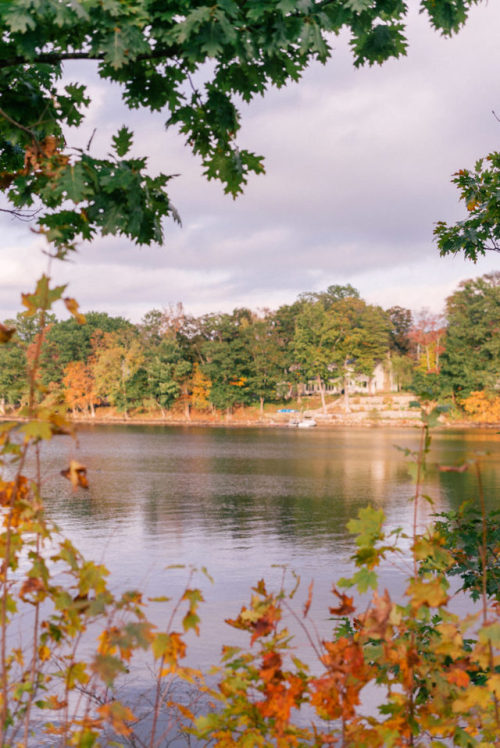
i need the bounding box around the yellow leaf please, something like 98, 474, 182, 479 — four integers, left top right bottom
433, 623, 463, 657
452, 684, 492, 712
39, 645, 51, 663
63, 297, 86, 325
60, 460, 89, 490
487, 674, 500, 697
406, 577, 449, 610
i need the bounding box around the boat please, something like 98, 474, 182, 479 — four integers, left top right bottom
297, 416, 317, 428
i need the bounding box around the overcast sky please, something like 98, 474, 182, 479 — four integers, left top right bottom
1, 1, 499, 323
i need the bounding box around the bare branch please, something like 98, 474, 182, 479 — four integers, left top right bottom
0, 107, 37, 139
0, 207, 41, 222
0, 46, 180, 70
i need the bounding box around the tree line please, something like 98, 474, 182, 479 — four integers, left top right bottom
0, 273, 498, 420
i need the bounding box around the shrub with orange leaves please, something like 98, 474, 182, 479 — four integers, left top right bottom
462, 390, 500, 423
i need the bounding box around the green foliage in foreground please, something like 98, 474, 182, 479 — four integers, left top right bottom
435, 153, 500, 261
0, 0, 485, 256
433, 503, 500, 603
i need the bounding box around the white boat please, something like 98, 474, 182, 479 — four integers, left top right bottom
297, 416, 317, 428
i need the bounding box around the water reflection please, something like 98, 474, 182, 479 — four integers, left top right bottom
35, 424, 499, 664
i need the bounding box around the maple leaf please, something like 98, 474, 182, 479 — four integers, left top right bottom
250, 611, 279, 645
61, 460, 89, 490
19, 577, 45, 600
358, 589, 393, 639
22, 275, 66, 316
446, 668, 470, 688
97, 701, 136, 736
329, 587, 355, 617
406, 577, 449, 610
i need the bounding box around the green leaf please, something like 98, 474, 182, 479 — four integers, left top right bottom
344, 0, 372, 12
152, 632, 170, 659
56, 163, 92, 203
277, 0, 299, 12
478, 621, 500, 647
20, 420, 53, 442
352, 567, 378, 593
347, 505, 385, 547
112, 126, 134, 157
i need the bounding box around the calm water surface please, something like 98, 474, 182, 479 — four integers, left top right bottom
39, 424, 499, 666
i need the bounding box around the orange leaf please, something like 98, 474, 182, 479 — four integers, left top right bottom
97, 701, 136, 736
61, 460, 89, 489
64, 297, 86, 325
0, 323, 15, 343
303, 580, 314, 618
446, 668, 470, 688
329, 587, 355, 617
19, 577, 45, 600
438, 464, 469, 473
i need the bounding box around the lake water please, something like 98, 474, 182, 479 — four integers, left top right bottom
37, 424, 499, 670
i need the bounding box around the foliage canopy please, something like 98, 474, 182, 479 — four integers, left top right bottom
435, 153, 500, 261
0, 0, 482, 255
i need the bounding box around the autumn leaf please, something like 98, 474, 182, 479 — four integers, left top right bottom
438, 464, 469, 473
64, 297, 86, 324
22, 275, 66, 316
303, 580, 314, 618
19, 577, 45, 600
446, 668, 470, 688
406, 577, 449, 610
61, 460, 89, 489
329, 587, 355, 617
97, 701, 136, 736
0, 322, 16, 343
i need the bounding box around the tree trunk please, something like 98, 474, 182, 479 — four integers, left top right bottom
317, 374, 327, 414
259, 396, 264, 419
0, 397, 5, 415
343, 362, 351, 413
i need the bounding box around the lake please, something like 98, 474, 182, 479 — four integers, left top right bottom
38, 423, 499, 670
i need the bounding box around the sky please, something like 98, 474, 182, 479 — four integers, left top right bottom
1, 1, 499, 323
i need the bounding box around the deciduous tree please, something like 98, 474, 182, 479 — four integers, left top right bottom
440, 272, 500, 398
0, 0, 481, 255
63, 360, 97, 416
435, 151, 500, 260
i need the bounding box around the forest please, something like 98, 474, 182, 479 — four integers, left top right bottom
1, 273, 499, 423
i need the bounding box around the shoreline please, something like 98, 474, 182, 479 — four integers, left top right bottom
1, 413, 497, 430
